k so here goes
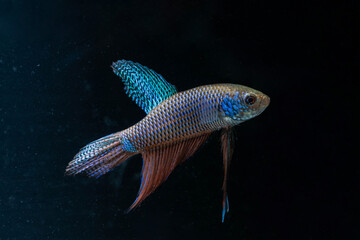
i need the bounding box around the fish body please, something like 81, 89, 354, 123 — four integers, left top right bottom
123, 84, 267, 152
66, 60, 270, 221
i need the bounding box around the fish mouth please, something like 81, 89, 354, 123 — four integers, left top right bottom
257, 94, 270, 115
261, 94, 270, 108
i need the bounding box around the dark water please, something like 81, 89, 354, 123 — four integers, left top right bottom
0, 0, 357, 239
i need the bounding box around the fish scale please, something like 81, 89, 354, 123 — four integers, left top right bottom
123, 85, 236, 152
66, 60, 270, 222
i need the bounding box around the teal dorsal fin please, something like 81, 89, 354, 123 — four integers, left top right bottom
112, 60, 177, 113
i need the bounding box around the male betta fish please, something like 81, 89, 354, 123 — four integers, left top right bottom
66, 60, 270, 222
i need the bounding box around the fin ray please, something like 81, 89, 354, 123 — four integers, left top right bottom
112, 60, 177, 113
128, 133, 211, 211
66, 132, 136, 178
221, 128, 235, 222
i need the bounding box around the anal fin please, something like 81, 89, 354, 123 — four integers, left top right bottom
127, 133, 211, 211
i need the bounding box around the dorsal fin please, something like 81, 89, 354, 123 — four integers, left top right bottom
127, 133, 211, 212
112, 60, 177, 113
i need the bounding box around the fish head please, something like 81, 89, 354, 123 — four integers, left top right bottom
220, 84, 270, 123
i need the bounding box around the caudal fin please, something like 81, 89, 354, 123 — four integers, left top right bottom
65, 132, 136, 178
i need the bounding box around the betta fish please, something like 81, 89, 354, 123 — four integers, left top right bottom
66, 60, 270, 222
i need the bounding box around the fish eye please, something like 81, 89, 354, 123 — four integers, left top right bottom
245, 95, 256, 105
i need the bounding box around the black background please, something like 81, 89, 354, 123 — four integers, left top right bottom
0, 0, 358, 239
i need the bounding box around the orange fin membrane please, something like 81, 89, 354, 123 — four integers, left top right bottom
66, 132, 136, 178
127, 133, 211, 212
221, 128, 234, 222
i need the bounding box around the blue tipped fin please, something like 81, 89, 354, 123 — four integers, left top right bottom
222, 194, 229, 223
112, 60, 177, 113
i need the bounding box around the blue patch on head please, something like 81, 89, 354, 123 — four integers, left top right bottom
221, 95, 242, 118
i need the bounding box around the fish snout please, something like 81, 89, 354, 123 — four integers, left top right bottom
260, 94, 270, 108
